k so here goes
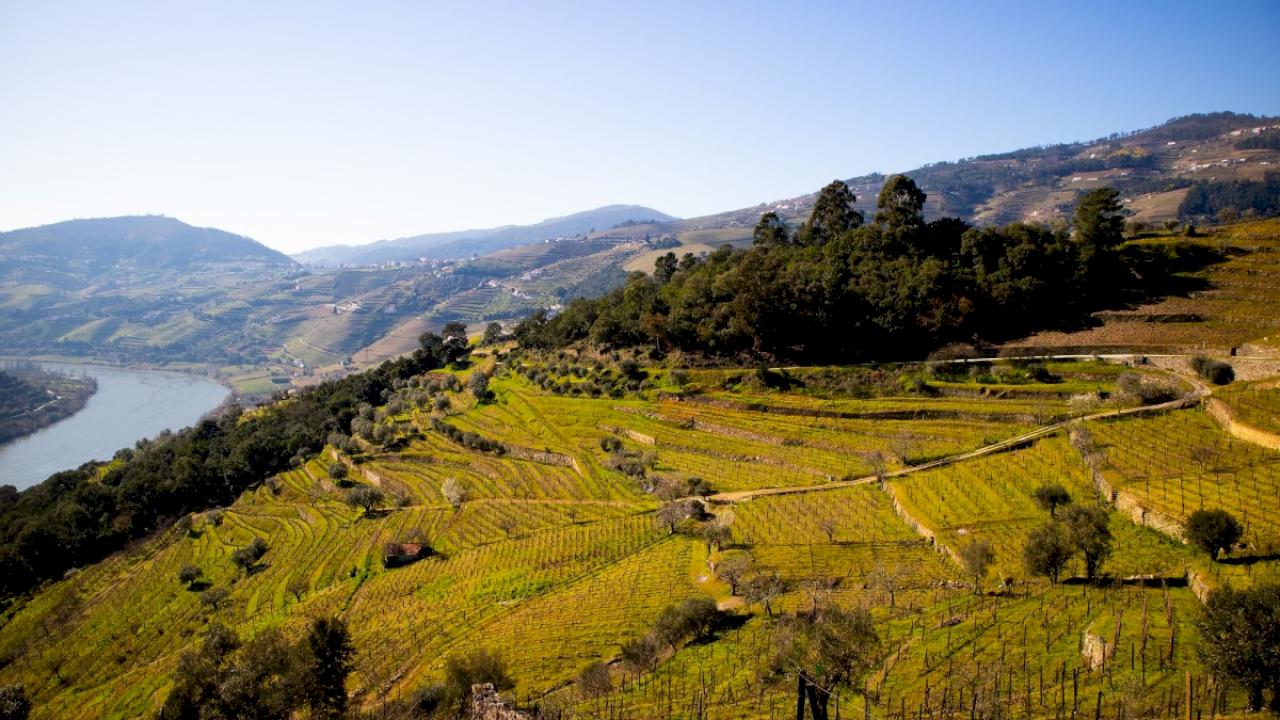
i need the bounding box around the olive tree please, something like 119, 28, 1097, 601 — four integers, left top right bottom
346, 485, 384, 516
1023, 522, 1074, 583
771, 604, 879, 720
1061, 504, 1112, 580
1195, 584, 1280, 712
1032, 484, 1071, 517
1185, 508, 1243, 561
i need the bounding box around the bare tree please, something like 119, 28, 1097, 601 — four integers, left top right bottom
287, 575, 308, 602
890, 431, 918, 467
657, 501, 694, 534
744, 571, 786, 617
496, 516, 517, 538
817, 517, 838, 544
576, 661, 612, 699
958, 540, 995, 594
441, 477, 468, 511
867, 562, 909, 608
861, 450, 888, 486
716, 554, 752, 595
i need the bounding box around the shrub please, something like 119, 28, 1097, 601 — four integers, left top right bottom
199, 587, 229, 610
0, 685, 30, 720
440, 649, 513, 712
1190, 355, 1234, 385
620, 634, 660, 672
577, 661, 612, 699
177, 564, 203, 588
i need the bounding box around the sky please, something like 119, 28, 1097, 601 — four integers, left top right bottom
1, 1, 1278, 254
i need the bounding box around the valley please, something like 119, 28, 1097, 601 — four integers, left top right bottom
3, 119, 1280, 720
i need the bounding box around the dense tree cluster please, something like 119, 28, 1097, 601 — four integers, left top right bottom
0, 329, 465, 601
515, 178, 1138, 361
1022, 488, 1114, 583
159, 617, 354, 720
1234, 131, 1280, 151
1179, 172, 1280, 220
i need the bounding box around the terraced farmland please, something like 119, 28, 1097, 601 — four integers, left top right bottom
1, 354, 1278, 718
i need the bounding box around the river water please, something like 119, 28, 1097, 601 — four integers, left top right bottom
0, 362, 229, 490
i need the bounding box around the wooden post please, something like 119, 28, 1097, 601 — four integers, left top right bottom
1185, 671, 1192, 720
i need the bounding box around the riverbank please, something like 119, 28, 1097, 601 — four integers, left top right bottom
0, 365, 98, 445
0, 361, 230, 490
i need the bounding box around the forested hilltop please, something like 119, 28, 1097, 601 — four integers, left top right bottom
516, 176, 1193, 361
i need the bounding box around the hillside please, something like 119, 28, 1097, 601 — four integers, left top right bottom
0, 365, 97, 445
4, 114, 1277, 401
0, 216, 294, 279
2, 219, 1280, 718
590, 112, 1280, 255
3, 353, 1279, 718
294, 205, 677, 267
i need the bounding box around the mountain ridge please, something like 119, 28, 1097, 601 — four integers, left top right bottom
0, 215, 294, 278
294, 203, 677, 266
586, 111, 1280, 247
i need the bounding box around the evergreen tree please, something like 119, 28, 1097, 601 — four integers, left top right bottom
797, 180, 861, 246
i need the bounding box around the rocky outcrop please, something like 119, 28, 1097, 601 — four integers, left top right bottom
598, 422, 656, 446
1081, 631, 1113, 671
503, 444, 577, 467
470, 683, 528, 719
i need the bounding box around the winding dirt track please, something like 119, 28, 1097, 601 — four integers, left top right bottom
707, 355, 1223, 504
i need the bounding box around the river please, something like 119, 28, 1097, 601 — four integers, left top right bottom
0, 362, 230, 490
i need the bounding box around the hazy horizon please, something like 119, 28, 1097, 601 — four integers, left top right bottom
3, 1, 1279, 254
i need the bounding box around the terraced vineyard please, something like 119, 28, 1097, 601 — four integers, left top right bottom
2, 353, 1279, 719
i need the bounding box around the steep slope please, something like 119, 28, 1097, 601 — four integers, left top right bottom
294, 204, 676, 266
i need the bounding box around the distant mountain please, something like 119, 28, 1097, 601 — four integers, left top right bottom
294, 204, 677, 266
0, 215, 294, 281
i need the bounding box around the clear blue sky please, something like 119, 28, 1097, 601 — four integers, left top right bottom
2, 1, 1278, 253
